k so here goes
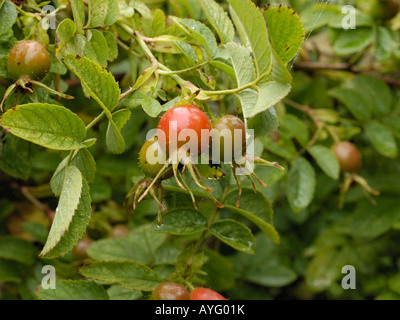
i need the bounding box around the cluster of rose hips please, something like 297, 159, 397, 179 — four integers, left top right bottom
126, 104, 283, 220
151, 282, 226, 300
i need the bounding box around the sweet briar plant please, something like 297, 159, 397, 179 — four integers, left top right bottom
0, 0, 399, 300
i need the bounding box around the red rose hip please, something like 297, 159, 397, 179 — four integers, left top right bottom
157, 105, 212, 156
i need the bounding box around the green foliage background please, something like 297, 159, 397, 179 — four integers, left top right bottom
0, 0, 400, 300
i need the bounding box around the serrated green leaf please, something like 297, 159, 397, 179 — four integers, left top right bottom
308, 145, 340, 180
0, 103, 87, 150
87, 224, 166, 264
80, 261, 163, 291
107, 284, 142, 300
84, 29, 109, 67
222, 204, 279, 244
56, 18, 76, 44
112, 109, 131, 131
63, 55, 120, 112
225, 42, 255, 87
103, 31, 118, 62
51, 148, 96, 196
70, 0, 85, 34
224, 188, 274, 222
87, 0, 119, 28
239, 81, 291, 119
121, 91, 147, 109
45, 178, 91, 258
267, 48, 292, 83
55, 19, 84, 58
247, 108, 279, 136
263, 4, 305, 64
174, 40, 199, 63
142, 8, 166, 37
41, 166, 83, 256
106, 119, 125, 154
36, 280, 109, 300
287, 157, 316, 213
0, 237, 38, 265
210, 219, 255, 254
141, 97, 162, 117
0, 1, 17, 36
364, 121, 398, 158
228, 0, 272, 78
153, 208, 207, 235
199, 0, 235, 44
172, 17, 218, 60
